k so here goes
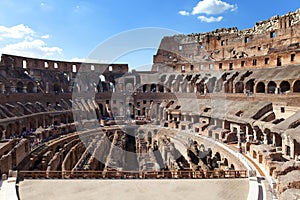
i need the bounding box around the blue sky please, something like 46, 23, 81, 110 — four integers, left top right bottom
0, 0, 299, 70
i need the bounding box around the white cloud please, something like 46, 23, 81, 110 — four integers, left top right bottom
41, 34, 50, 39
179, 10, 190, 16
0, 24, 63, 59
0, 24, 34, 40
192, 0, 237, 15
197, 15, 223, 22
0, 39, 62, 59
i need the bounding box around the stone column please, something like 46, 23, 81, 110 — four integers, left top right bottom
162, 109, 167, 121
263, 132, 268, 144
167, 112, 171, 121
253, 129, 257, 140
272, 133, 276, 146
2, 129, 6, 140
46, 82, 49, 93
1, 84, 5, 94
237, 128, 241, 148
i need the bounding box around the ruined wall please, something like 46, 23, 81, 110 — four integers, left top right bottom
153, 9, 300, 72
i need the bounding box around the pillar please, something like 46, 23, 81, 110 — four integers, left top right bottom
253, 129, 257, 140
162, 109, 167, 121
263, 132, 268, 144
46, 82, 49, 93
237, 128, 241, 147
272, 133, 276, 146
1, 84, 5, 94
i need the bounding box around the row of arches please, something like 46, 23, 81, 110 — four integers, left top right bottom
256, 80, 299, 94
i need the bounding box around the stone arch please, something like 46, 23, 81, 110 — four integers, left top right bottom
150, 84, 156, 92
279, 81, 290, 93
235, 82, 244, 93
256, 82, 265, 93
27, 82, 35, 93
214, 152, 221, 161
158, 84, 164, 93
267, 81, 276, 94
16, 81, 24, 93
142, 84, 147, 93
223, 158, 228, 166
293, 80, 300, 93
245, 79, 254, 93
230, 164, 235, 170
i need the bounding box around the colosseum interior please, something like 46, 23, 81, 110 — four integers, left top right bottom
1, 8, 300, 200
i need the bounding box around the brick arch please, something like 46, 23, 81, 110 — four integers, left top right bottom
267, 81, 276, 94
293, 80, 300, 93
246, 79, 254, 93
16, 81, 24, 93
27, 82, 35, 93
235, 81, 244, 93
256, 82, 265, 93
279, 81, 290, 93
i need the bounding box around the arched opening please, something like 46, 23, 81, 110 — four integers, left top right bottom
223, 158, 228, 166
280, 81, 290, 93
98, 103, 104, 116
293, 80, 300, 93
143, 85, 147, 93
215, 152, 221, 161
53, 83, 61, 94
267, 81, 276, 94
245, 79, 254, 93
235, 82, 244, 93
256, 82, 265, 93
277, 56, 282, 66
150, 84, 156, 92
27, 82, 35, 93
158, 85, 164, 93
16, 81, 24, 93
230, 164, 235, 170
